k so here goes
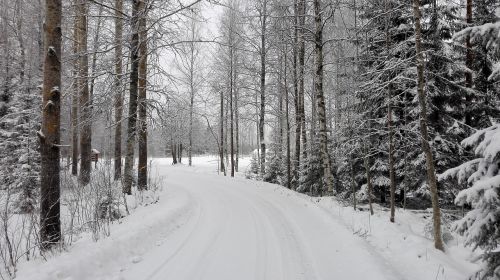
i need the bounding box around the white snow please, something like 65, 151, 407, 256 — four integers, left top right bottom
15, 156, 481, 280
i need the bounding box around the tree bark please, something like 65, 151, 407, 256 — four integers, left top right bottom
71, 5, 79, 176
220, 90, 225, 175
40, 0, 62, 250
171, 141, 177, 164
188, 18, 196, 167
88, 5, 103, 99
283, 33, 291, 189
234, 55, 239, 173
229, 11, 235, 177
137, 0, 148, 191
114, 0, 123, 180
298, 0, 307, 162
78, 0, 91, 185
464, 0, 473, 126
314, 0, 334, 194
123, 0, 140, 195
412, 0, 444, 251
178, 143, 183, 163
230, 43, 235, 177
293, 0, 301, 187
363, 147, 374, 215
259, 0, 267, 176
384, 0, 396, 223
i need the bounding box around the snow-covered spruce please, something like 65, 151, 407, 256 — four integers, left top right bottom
440, 124, 500, 278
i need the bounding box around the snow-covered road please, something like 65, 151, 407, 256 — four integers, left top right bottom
17, 157, 476, 280
121, 160, 401, 280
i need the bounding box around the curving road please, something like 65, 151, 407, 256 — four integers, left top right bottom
121, 161, 401, 280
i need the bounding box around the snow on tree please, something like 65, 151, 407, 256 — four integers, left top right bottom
440, 124, 500, 278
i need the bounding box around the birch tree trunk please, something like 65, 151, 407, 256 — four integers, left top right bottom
114, 0, 124, 180
137, 0, 148, 191
123, 0, 141, 194
412, 0, 444, 251
39, 0, 62, 250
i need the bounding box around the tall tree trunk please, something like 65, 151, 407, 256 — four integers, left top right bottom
88, 5, 103, 98
464, 0, 473, 125
1, 2, 11, 108
285, 63, 291, 189
230, 42, 235, 177
412, 0, 444, 252
188, 18, 196, 167
384, 0, 396, 223
178, 143, 183, 163
293, 0, 301, 188
278, 61, 284, 157
137, 0, 148, 191
171, 141, 177, 164
71, 6, 79, 176
15, 1, 26, 96
114, 0, 123, 180
224, 88, 229, 169
123, 0, 140, 195
388, 84, 396, 221
298, 0, 307, 162
314, 0, 334, 194
283, 28, 291, 189
363, 146, 374, 215
234, 55, 239, 173
220, 90, 225, 175
229, 13, 235, 177
39, 0, 62, 250
78, 0, 91, 185
259, 0, 267, 176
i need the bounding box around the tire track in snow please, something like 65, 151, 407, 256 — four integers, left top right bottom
141, 184, 204, 280
185, 192, 234, 280
123, 165, 403, 280
234, 184, 320, 280
217, 179, 317, 280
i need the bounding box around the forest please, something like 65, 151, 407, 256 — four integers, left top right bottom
0, 0, 499, 279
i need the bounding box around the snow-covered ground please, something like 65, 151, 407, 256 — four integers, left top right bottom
15, 156, 480, 280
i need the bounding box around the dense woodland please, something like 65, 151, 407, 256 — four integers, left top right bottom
0, 0, 499, 279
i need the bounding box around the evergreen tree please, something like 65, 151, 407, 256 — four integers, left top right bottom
440, 124, 500, 278
297, 140, 324, 196
263, 148, 284, 184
